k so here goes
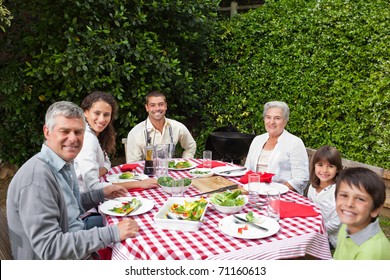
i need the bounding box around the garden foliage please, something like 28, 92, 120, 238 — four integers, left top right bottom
1, 0, 389, 169
0, 0, 219, 164
200, 0, 389, 168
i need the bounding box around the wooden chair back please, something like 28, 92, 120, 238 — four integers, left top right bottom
0, 208, 13, 260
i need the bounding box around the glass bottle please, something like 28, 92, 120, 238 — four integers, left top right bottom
143, 137, 155, 176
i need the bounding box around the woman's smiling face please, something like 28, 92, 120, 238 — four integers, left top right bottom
336, 181, 380, 234
84, 100, 112, 135
263, 107, 287, 137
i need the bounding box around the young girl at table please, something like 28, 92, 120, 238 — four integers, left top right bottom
333, 167, 390, 259
75, 91, 157, 194
307, 145, 342, 249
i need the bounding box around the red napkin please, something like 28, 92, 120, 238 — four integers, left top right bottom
197, 161, 227, 168
119, 163, 140, 172
238, 170, 275, 184
96, 247, 112, 260
279, 201, 320, 218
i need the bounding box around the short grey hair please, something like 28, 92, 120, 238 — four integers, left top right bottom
45, 101, 86, 131
263, 101, 290, 122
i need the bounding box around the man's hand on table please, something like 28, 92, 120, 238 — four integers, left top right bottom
103, 184, 128, 199
117, 219, 140, 239
115, 178, 159, 190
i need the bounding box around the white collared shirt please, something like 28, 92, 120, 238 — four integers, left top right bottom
126, 117, 197, 163
74, 126, 111, 192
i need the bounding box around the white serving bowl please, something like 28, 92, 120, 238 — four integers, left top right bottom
211, 195, 248, 214
160, 184, 191, 195
158, 176, 192, 195
154, 197, 209, 231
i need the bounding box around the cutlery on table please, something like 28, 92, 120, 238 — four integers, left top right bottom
166, 212, 183, 220
219, 167, 247, 175
194, 184, 238, 197
233, 214, 269, 232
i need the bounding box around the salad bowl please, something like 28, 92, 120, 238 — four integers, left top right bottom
157, 176, 192, 195
209, 190, 248, 214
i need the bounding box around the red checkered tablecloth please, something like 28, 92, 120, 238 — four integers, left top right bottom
101, 159, 332, 260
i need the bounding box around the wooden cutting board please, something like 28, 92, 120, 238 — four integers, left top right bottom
191, 176, 248, 195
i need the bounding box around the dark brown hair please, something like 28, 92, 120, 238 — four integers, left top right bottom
336, 167, 386, 216
309, 145, 343, 188
145, 90, 166, 105
81, 91, 118, 155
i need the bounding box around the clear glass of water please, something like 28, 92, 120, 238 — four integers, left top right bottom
171, 178, 185, 197
266, 189, 280, 221
248, 173, 260, 205
154, 144, 169, 178
202, 150, 212, 169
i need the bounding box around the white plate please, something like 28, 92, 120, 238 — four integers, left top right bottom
106, 172, 149, 183
243, 182, 289, 195
168, 160, 197, 171
212, 166, 248, 177
99, 197, 154, 217
189, 168, 214, 178
218, 213, 280, 239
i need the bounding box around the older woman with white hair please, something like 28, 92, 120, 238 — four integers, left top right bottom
244, 101, 309, 194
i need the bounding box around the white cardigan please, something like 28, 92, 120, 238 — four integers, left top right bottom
75, 126, 111, 193
244, 130, 309, 194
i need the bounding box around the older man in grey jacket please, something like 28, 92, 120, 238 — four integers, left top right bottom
7, 101, 139, 259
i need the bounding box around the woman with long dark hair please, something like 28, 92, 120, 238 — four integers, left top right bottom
75, 91, 157, 193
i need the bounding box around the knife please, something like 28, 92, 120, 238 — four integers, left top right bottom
233, 214, 269, 232
219, 167, 247, 174
194, 184, 238, 197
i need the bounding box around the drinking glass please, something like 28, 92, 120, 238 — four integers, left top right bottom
203, 150, 212, 169
171, 178, 185, 197
266, 189, 280, 221
154, 144, 169, 178
248, 173, 260, 205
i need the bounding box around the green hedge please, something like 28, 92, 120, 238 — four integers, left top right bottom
200, 0, 390, 168
0, 0, 219, 164
1, 0, 389, 169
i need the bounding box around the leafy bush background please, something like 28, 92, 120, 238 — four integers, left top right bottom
1, 0, 389, 169
200, 0, 390, 168
0, 0, 219, 164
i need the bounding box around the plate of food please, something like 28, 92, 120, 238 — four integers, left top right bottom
218, 212, 280, 239
99, 197, 154, 217
243, 182, 289, 195
189, 168, 214, 178
105, 172, 149, 183
154, 197, 209, 231
168, 159, 197, 171
212, 166, 248, 177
